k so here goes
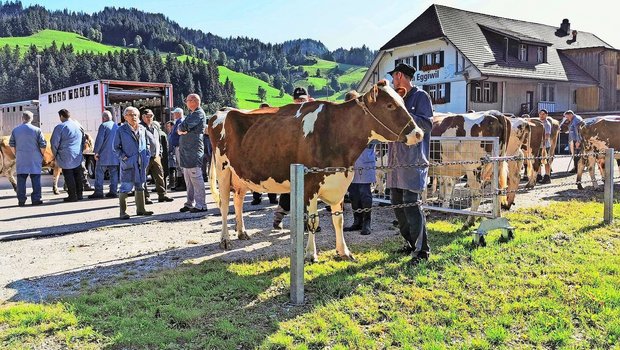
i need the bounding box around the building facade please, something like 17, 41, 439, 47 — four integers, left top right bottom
359, 5, 620, 116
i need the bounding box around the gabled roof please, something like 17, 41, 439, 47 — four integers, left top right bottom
380, 4, 613, 84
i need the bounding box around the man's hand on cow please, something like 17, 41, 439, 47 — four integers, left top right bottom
94, 154, 100, 161
177, 130, 188, 135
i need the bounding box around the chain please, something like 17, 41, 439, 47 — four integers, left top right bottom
306, 201, 422, 220
303, 152, 608, 174
498, 179, 603, 195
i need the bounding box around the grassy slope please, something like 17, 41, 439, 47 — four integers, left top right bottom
217, 66, 293, 109
1, 201, 620, 349
176, 55, 294, 110
0, 29, 128, 54
295, 58, 368, 101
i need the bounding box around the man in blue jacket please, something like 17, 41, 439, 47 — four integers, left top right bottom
89, 111, 120, 199
51, 109, 85, 202
113, 106, 153, 219
386, 63, 433, 265
9, 111, 47, 206
564, 110, 583, 174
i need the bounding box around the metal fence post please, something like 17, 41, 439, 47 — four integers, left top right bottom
604, 148, 615, 225
491, 137, 501, 219
290, 164, 305, 305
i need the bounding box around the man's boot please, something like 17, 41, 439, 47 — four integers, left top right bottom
173, 175, 186, 191
570, 156, 579, 173
168, 168, 176, 189
360, 212, 372, 235
119, 193, 130, 219
135, 190, 153, 216
344, 212, 363, 231
541, 174, 551, 184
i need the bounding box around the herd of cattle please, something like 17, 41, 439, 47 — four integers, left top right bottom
1, 83, 619, 260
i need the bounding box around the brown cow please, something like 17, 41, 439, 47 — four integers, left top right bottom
575, 117, 620, 190
208, 82, 424, 261
0, 136, 17, 190
429, 110, 511, 226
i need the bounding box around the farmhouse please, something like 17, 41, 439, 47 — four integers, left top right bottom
359, 4, 620, 116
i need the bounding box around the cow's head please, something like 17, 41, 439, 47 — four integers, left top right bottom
361, 81, 423, 145
559, 117, 570, 133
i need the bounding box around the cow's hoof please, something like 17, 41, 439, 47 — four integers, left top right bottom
238, 231, 251, 240
53, 188, 59, 195
219, 240, 232, 250
335, 253, 356, 261
305, 255, 319, 263
577, 184, 584, 190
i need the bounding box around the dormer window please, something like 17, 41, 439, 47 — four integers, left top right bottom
519, 44, 528, 61
536, 47, 545, 63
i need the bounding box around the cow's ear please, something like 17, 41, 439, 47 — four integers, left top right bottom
377, 79, 387, 87
368, 84, 379, 103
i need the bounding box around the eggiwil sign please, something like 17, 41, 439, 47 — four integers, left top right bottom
414, 65, 456, 83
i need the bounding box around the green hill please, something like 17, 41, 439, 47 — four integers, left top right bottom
176, 55, 294, 109
295, 58, 368, 101
0, 29, 128, 54
217, 66, 294, 109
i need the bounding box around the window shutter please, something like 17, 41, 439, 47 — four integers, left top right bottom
439, 51, 445, 67
445, 83, 451, 103
492, 82, 498, 103
470, 83, 477, 102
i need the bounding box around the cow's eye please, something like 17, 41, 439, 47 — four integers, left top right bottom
387, 103, 395, 110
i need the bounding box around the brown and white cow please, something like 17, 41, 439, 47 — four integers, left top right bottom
575, 117, 620, 190
208, 82, 424, 261
0, 136, 18, 191
430, 110, 511, 226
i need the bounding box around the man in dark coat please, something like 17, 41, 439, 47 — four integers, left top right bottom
387, 63, 433, 265
140, 109, 173, 203
51, 109, 85, 202
177, 94, 207, 213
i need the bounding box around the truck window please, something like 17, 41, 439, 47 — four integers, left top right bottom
69, 90, 73, 99
74, 88, 78, 98
80, 87, 84, 97
53, 94, 57, 103
48, 95, 52, 104
86, 86, 90, 96
93, 84, 99, 95
62, 91, 66, 101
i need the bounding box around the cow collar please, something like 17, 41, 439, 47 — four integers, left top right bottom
355, 97, 412, 142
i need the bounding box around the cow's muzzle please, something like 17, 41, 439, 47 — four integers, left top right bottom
404, 126, 424, 146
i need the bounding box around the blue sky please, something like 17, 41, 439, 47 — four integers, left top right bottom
20, 0, 620, 50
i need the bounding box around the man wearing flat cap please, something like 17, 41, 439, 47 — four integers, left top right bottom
140, 108, 174, 203
386, 62, 433, 266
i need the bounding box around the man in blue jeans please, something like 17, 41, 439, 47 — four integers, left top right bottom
9, 111, 47, 206
386, 63, 434, 265
89, 110, 120, 199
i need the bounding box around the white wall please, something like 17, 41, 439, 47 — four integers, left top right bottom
39, 81, 103, 135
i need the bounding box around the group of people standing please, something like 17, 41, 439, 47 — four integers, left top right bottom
10, 71, 434, 266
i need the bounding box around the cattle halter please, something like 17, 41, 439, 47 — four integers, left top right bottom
355, 97, 413, 141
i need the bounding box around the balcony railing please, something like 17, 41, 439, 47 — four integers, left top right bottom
538, 101, 555, 113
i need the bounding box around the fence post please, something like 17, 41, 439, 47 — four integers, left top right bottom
604, 148, 615, 225
491, 137, 501, 218
290, 164, 305, 305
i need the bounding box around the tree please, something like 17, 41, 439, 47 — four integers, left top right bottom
329, 76, 341, 92
257, 85, 267, 102
278, 87, 284, 98
176, 43, 185, 55
315, 68, 321, 77
121, 38, 126, 47
133, 35, 142, 47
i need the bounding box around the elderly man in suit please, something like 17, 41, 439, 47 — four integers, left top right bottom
89, 110, 120, 199
9, 111, 47, 206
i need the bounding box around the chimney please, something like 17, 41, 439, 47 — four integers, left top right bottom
560, 19, 571, 35
572, 30, 578, 41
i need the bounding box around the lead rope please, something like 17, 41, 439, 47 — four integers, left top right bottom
354, 97, 412, 141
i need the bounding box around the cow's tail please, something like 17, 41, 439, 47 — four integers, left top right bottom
209, 153, 220, 208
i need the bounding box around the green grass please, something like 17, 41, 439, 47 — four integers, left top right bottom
217, 66, 293, 109
176, 55, 294, 110
2, 203, 620, 349
0, 29, 129, 54
296, 58, 368, 100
